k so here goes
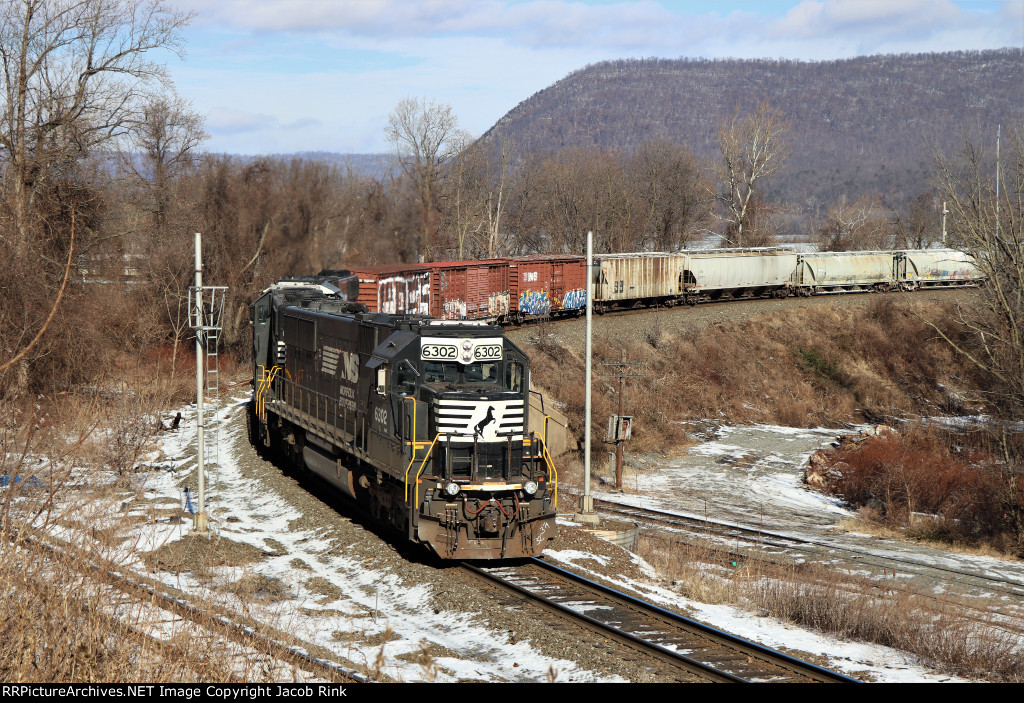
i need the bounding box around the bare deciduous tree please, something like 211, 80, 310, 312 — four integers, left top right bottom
385, 97, 459, 260
713, 101, 791, 247
0, 0, 192, 254
930, 124, 1024, 548
121, 93, 207, 239
441, 128, 483, 260
890, 192, 942, 249
816, 195, 896, 251
627, 140, 709, 251
931, 126, 1024, 415
482, 135, 513, 259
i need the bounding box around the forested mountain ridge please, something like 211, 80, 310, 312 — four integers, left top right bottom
481, 49, 1023, 211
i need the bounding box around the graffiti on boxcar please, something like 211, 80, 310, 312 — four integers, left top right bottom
488, 291, 510, 316
378, 275, 429, 315
519, 289, 550, 316
560, 288, 586, 310
443, 299, 467, 319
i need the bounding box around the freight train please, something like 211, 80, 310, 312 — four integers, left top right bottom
246, 247, 979, 559
344, 248, 982, 321
248, 273, 559, 560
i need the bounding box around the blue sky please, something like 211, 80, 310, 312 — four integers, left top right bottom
164, 0, 1024, 155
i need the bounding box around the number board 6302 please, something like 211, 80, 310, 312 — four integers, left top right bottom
473, 344, 502, 360
421, 344, 459, 360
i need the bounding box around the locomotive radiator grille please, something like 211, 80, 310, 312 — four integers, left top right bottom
435, 399, 524, 443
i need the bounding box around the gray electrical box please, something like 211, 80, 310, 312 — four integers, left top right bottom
607, 414, 633, 442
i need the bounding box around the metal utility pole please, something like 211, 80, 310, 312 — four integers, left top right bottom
189, 232, 226, 534
941, 201, 949, 246
575, 231, 599, 524
599, 354, 647, 489
194, 233, 207, 532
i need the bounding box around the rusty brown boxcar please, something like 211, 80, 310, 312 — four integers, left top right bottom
347, 264, 431, 316
422, 260, 512, 321
508, 255, 587, 321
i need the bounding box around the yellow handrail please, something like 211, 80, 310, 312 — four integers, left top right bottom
404, 433, 445, 504
256, 364, 266, 416
257, 365, 280, 421
255, 365, 267, 420
538, 437, 558, 509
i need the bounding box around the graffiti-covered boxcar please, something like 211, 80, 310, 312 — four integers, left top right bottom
509, 255, 588, 321
347, 264, 430, 316
423, 260, 511, 321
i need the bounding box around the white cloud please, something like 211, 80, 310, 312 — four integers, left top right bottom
173, 0, 1021, 56
168, 1, 1021, 153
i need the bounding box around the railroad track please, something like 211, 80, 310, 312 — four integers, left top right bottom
596, 498, 1024, 598
9, 528, 370, 683
463, 558, 858, 683
595, 498, 1024, 634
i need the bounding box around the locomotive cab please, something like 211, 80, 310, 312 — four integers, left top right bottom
369, 320, 556, 558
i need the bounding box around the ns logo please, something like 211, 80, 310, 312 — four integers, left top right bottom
340, 351, 359, 384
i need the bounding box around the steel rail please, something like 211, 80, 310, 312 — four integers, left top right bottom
464, 559, 858, 683
595, 498, 1024, 597
524, 558, 859, 683
461, 562, 746, 683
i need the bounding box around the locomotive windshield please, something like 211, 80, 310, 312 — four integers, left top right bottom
424, 361, 499, 385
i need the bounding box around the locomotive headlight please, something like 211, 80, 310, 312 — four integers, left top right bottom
444, 482, 461, 497
462, 340, 473, 350
523, 480, 538, 496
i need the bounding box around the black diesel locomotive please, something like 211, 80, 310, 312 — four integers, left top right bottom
249, 274, 558, 559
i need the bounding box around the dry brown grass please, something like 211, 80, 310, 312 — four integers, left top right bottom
529, 297, 986, 458
638, 532, 1024, 682
0, 381, 336, 682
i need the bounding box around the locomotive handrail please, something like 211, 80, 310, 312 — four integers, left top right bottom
256, 364, 267, 416
256, 365, 280, 421
538, 437, 558, 509
402, 395, 431, 448
404, 433, 446, 504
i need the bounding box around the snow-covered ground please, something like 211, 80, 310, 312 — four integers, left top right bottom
596, 423, 1024, 592
46, 395, 1021, 682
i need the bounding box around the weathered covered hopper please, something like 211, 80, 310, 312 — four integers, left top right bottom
795, 251, 897, 292
683, 248, 799, 298
898, 249, 984, 287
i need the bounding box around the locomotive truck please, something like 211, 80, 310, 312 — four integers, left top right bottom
248, 274, 558, 560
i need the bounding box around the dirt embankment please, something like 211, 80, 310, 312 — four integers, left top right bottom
510, 289, 987, 455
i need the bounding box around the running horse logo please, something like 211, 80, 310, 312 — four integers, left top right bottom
474, 406, 496, 438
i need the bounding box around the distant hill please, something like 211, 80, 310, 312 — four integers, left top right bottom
225, 151, 394, 180
481, 49, 1023, 211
